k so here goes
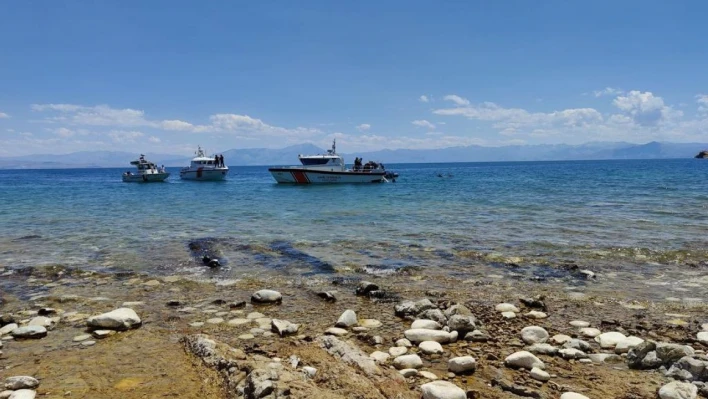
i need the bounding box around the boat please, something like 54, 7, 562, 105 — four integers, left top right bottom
179, 146, 229, 181
268, 140, 396, 184
122, 154, 170, 182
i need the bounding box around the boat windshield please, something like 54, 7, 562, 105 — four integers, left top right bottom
300, 158, 332, 165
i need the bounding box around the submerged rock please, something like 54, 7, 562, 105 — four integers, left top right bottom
251, 290, 282, 304
355, 281, 379, 296
11, 326, 47, 339
86, 308, 141, 331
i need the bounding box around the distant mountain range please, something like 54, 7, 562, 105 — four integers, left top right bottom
1, 141, 707, 169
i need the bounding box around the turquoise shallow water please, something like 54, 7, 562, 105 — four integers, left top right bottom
1, 159, 707, 300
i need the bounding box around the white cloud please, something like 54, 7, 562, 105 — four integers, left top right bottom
160, 119, 195, 131
148, 136, 161, 143
19, 132, 33, 137
419, 95, 430, 103
356, 123, 371, 132
52, 127, 76, 137
443, 94, 470, 106
695, 94, 708, 115
412, 119, 436, 129
32, 103, 149, 127
593, 87, 624, 97
108, 130, 144, 143
0, 112, 10, 118
612, 90, 680, 126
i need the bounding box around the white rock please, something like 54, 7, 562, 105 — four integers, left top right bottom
495, 303, 519, 313
369, 351, 390, 363
569, 320, 590, 328
4, 376, 39, 390
396, 338, 412, 347
86, 308, 141, 330
28, 316, 58, 330
530, 367, 550, 382
525, 311, 548, 319
521, 326, 549, 344
359, 319, 382, 328
501, 311, 516, 319
302, 366, 317, 378
448, 356, 476, 373
449, 331, 458, 342
325, 327, 349, 337
393, 354, 423, 369
0, 324, 18, 336
419, 371, 438, 380
594, 331, 626, 348
335, 310, 358, 328
701, 323, 708, 331
527, 343, 559, 356
8, 390, 36, 399
227, 318, 251, 327
404, 329, 451, 343
11, 326, 47, 339
419, 341, 444, 355
271, 319, 300, 336
399, 368, 418, 377
551, 334, 572, 345
206, 317, 224, 324
579, 327, 601, 338
251, 289, 282, 303
504, 351, 544, 370
0, 391, 12, 399
615, 336, 644, 354
389, 347, 407, 357
559, 348, 587, 360
420, 380, 466, 399
697, 331, 708, 345
560, 393, 590, 399
92, 330, 115, 339
411, 319, 442, 330
658, 381, 698, 399
246, 312, 265, 319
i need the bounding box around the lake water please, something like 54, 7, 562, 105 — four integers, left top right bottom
1, 159, 707, 302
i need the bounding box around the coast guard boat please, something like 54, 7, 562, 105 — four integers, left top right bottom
268, 140, 396, 184
179, 146, 229, 181
122, 155, 170, 182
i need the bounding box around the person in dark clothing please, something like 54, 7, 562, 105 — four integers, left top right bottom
214, 154, 219, 166
219, 154, 224, 168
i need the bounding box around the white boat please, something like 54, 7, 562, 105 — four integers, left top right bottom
179, 146, 229, 181
268, 140, 396, 184
122, 155, 170, 182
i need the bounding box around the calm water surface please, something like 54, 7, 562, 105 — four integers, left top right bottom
1, 159, 707, 302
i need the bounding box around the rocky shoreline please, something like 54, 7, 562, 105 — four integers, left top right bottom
1, 265, 707, 398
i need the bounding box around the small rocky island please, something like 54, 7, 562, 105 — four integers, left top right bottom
695, 150, 708, 158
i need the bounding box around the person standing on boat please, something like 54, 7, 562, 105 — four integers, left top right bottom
214, 154, 219, 167
219, 154, 224, 168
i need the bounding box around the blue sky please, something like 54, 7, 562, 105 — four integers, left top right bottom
1, 1, 708, 156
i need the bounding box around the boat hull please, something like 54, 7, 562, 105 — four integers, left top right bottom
268, 168, 387, 184
122, 172, 170, 183
180, 168, 229, 181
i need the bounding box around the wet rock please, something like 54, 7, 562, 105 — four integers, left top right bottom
448, 356, 476, 374
520, 297, 546, 310
492, 375, 542, 398
658, 381, 698, 399
11, 326, 47, 339
444, 304, 472, 318
524, 311, 548, 319
559, 348, 587, 360
419, 371, 438, 380
563, 339, 591, 352
399, 368, 418, 377
0, 314, 16, 326
447, 315, 477, 334
419, 341, 444, 355
355, 281, 379, 296
615, 336, 644, 354
627, 340, 657, 369
227, 318, 251, 327
271, 319, 300, 337
393, 354, 423, 369
505, 351, 544, 370
464, 330, 490, 342
495, 303, 519, 313
73, 334, 91, 342
569, 320, 590, 328
521, 326, 549, 345
86, 308, 141, 331
657, 343, 696, 365
551, 334, 572, 345
251, 290, 282, 304
666, 356, 708, 381
37, 308, 56, 316
587, 353, 623, 363
404, 329, 452, 344
412, 319, 442, 330
229, 300, 247, 309
697, 332, 708, 345
166, 300, 182, 307
316, 291, 336, 302
527, 343, 559, 356
92, 330, 116, 339
8, 390, 36, 399
206, 317, 224, 324
501, 311, 516, 319
335, 310, 358, 328
420, 380, 466, 399
4, 376, 39, 390
594, 331, 626, 349
418, 309, 447, 324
